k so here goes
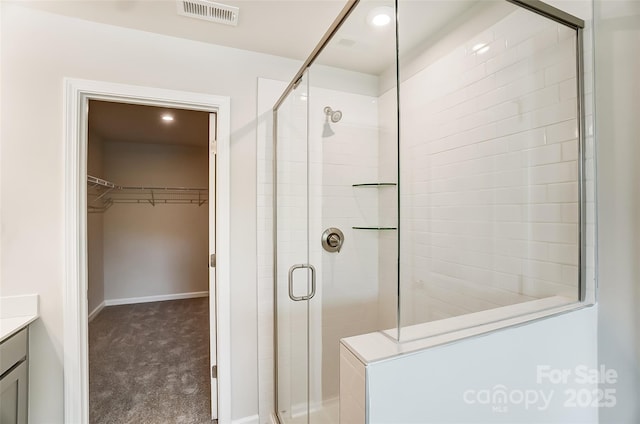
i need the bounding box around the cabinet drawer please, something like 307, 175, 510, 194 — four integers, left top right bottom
0, 328, 27, 376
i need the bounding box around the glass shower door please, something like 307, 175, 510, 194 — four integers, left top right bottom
275, 70, 311, 424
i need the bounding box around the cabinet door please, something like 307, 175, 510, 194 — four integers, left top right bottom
0, 361, 27, 424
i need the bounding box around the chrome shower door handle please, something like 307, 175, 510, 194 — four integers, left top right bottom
288, 264, 316, 301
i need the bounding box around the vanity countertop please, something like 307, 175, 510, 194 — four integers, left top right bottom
0, 294, 39, 343
0, 315, 38, 342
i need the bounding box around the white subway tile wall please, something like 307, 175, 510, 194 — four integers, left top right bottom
395, 8, 581, 327
309, 85, 382, 413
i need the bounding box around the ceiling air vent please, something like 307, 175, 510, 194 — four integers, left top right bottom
177, 0, 239, 26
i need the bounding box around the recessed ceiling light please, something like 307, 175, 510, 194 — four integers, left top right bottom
162, 114, 174, 122
372, 13, 391, 26
367, 6, 394, 28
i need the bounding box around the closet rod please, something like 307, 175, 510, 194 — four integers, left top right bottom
87, 174, 209, 213
88, 175, 115, 188
87, 175, 207, 192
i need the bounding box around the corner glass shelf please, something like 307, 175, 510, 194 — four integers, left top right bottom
352, 183, 397, 187
352, 226, 397, 230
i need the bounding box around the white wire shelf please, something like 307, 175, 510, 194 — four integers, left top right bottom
88, 175, 208, 213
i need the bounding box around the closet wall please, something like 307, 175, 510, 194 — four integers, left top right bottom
102, 141, 208, 303
88, 133, 209, 310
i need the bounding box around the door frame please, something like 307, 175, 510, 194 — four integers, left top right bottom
63, 78, 231, 423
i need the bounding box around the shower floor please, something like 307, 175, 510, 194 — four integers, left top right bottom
280, 398, 339, 424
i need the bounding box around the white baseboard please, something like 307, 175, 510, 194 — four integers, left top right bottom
104, 291, 209, 307
232, 414, 259, 424
88, 301, 105, 322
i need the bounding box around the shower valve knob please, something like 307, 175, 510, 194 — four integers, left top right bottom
322, 227, 344, 253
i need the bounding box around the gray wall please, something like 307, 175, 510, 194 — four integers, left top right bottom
595, 0, 640, 421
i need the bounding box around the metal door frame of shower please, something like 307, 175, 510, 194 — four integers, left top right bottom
271, 0, 587, 423
508, 0, 588, 304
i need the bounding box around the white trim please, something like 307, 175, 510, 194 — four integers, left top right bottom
104, 291, 209, 306
232, 414, 260, 424
208, 112, 219, 420
215, 80, 232, 424
87, 302, 105, 322
64, 78, 232, 424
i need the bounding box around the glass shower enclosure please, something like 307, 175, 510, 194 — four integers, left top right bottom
272, 1, 588, 423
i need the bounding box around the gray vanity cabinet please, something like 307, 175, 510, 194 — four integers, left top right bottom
0, 328, 28, 424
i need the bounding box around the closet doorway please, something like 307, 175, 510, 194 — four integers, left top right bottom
86, 99, 218, 423
63, 79, 231, 424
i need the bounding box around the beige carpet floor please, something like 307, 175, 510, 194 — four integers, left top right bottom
89, 298, 213, 423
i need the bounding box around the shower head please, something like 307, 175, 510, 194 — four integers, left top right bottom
322, 106, 341, 138
324, 106, 342, 123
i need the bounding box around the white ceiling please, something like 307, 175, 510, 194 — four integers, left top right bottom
68, 1, 482, 148
21, 0, 345, 65
316, 0, 477, 75
22, 0, 477, 76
